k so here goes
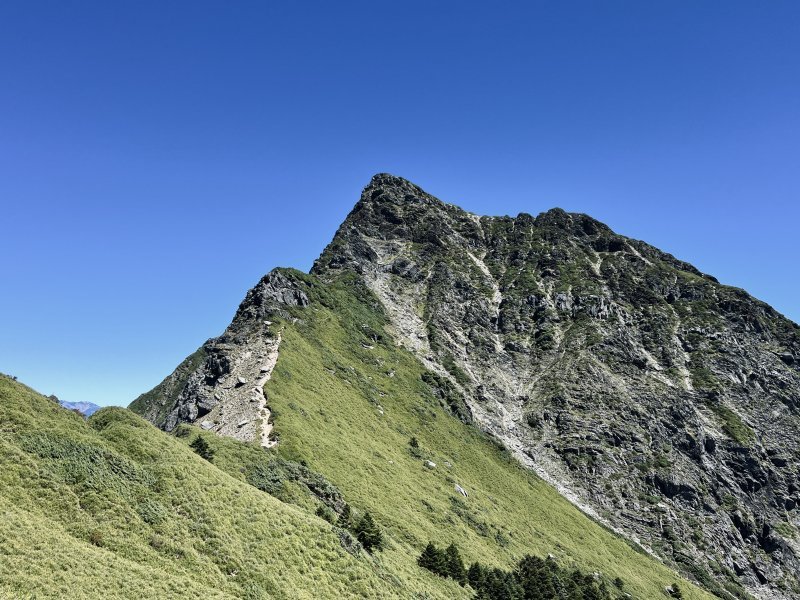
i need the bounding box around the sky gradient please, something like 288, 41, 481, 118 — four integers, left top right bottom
1, 2, 798, 407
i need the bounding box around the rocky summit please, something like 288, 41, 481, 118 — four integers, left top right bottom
133, 174, 800, 600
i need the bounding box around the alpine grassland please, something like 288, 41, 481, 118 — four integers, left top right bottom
0, 272, 714, 599
248, 272, 715, 599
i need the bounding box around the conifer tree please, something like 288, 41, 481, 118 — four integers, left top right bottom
354, 512, 383, 551
444, 543, 466, 584
467, 561, 486, 590
418, 542, 445, 575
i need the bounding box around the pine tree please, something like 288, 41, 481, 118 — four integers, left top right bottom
516, 554, 557, 599
467, 561, 486, 590
190, 435, 214, 461
481, 568, 522, 600
418, 542, 445, 575
354, 512, 383, 552
444, 543, 466, 584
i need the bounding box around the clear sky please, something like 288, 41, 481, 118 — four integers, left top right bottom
1, 2, 798, 407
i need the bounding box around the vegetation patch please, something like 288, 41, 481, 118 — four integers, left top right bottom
708, 404, 754, 446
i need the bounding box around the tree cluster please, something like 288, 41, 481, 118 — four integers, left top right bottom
418, 543, 620, 599
418, 542, 467, 584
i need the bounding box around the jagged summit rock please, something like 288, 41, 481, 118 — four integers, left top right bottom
365, 172, 432, 199
234, 269, 309, 323
133, 175, 800, 599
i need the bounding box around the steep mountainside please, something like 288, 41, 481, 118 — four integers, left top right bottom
312, 175, 800, 598
133, 175, 800, 599
1, 344, 712, 597
127, 272, 715, 600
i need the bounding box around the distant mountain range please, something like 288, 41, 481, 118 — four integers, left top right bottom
59, 400, 101, 416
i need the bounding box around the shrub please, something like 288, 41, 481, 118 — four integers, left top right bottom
190, 435, 214, 461
668, 583, 684, 598
315, 504, 336, 524
337, 503, 352, 528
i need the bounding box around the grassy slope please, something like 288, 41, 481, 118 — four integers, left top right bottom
262, 272, 716, 600
0, 375, 454, 599
0, 270, 717, 599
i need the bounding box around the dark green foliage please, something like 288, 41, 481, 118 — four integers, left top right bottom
673, 553, 747, 599
337, 503, 352, 528
420, 543, 617, 599
189, 435, 215, 461
477, 568, 522, 600
245, 455, 344, 510
421, 370, 473, 423
515, 555, 558, 599
444, 357, 472, 387
315, 504, 336, 524
418, 542, 446, 574
444, 543, 467, 585
353, 512, 383, 552
709, 404, 754, 446
468, 562, 487, 590
17, 431, 155, 495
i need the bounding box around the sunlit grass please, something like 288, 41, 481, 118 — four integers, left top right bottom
0, 270, 717, 598
0, 375, 446, 599
262, 273, 715, 600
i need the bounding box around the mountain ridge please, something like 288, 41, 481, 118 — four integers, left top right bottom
133, 174, 800, 599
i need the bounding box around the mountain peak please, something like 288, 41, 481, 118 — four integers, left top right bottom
366, 172, 418, 191
135, 178, 800, 598
358, 173, 444, 209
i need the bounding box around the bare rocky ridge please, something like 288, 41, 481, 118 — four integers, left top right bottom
131, 270, 308, 446
132, 174, 800, 599
311, 174, 800, 600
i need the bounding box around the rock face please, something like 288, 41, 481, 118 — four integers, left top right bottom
311, 174, 800, 599
130, 270, 308, 445
133, 174, 800, 599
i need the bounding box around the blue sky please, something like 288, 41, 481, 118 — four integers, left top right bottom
1, 2, 798, 407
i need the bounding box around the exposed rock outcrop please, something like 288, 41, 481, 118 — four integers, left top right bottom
130, 269, 308, 445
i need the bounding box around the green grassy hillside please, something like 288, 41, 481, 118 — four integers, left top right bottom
0, 375, 452, 599
248, 271, 715, 599
1, 272, 717, 599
